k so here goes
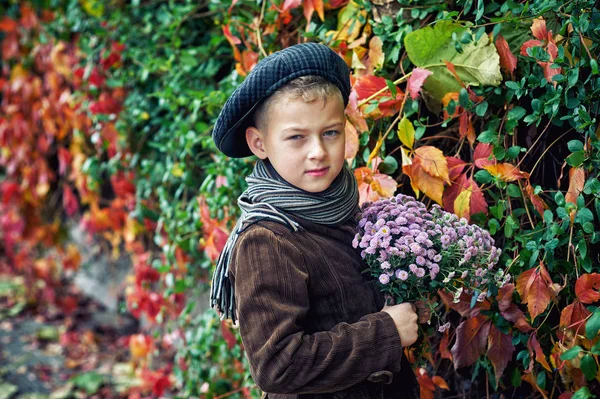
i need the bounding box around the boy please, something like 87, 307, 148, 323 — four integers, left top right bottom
210, 42, 421, 398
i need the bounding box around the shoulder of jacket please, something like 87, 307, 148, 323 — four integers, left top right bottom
239, 219, 300, 239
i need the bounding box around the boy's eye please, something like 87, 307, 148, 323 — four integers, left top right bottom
324, 130, 340, 137
288, 135, 303, 140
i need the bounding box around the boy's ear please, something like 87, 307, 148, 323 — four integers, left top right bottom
245, 126, 268, 159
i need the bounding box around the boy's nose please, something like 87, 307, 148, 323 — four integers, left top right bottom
308, 139, 327, 160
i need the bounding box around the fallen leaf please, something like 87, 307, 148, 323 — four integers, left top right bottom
451, 314, 492, 368
516, 262, 555, 320
565, 167, 585, 205
487, 324, 515, 381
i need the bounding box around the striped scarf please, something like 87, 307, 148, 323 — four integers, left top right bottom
210, 159, 359, 323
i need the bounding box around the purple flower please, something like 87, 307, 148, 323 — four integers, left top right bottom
396, 270, 409, 280
438, 322, 451, 333
381, 261, 391, 270
415, 268, 426, 278
379, 274, 390, 285
416, 256, 426, 266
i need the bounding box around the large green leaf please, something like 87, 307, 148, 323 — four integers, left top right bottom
404, 20, 502, 102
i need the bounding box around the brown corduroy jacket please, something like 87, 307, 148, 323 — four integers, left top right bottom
229, 216, 420, 399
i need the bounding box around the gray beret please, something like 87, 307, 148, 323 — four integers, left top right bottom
212, 42, 351, 158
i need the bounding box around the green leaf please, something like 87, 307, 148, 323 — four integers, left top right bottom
572, 386, 594, 399
536, 371, 546, 390
555, 191, 565, 206
474, 170, 493, 184
560, 345, 582, 360
583, 178, 600, 194
507, 184, 521, 197
568, 140, 584, 152
397, 116, 415, 149
378, 155, 399, 174
586, 310, 600, 340
475, 101, 488, 116
580, 354, 598, 380
507, 106, 526, 121
575, 208, 594, 224
404, 20, 502, 102
71, 372, 105, 394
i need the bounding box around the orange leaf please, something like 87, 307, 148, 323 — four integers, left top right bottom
495, 35, 517, 74
520, 39, 544, 57
444, 61, 466, 88
487, 324, 515, 381
523, 180, 547, 216
565, 167, 585, 205
414, 146, 450, 183
439, 329, 453, 360
559, 300, 590, 336
432, 376, 449, 390
516, 262, 555, 320
575, 273, 600, 304
483, 162, 529, 182
355, 158, 397, 206
528, 333, 552, 372
531, 17, 548, 41
451, 314, 492, 368
416, 368, 436, 399
459, 112, 476, 145
442, 92, 460, 118
522, 373, 549, 399
404, 161, 445, 205
368, 36, 384, 72
344, 121, 359, 162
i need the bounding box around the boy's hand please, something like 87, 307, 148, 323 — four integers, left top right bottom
381, 303, 419, 347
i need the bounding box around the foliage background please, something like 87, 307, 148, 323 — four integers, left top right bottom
0, 0, 599, 398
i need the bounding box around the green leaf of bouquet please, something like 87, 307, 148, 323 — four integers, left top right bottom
404, 20, 502, 102
560, 345, 582, 361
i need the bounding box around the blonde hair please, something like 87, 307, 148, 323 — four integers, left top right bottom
252, 75, 343, 132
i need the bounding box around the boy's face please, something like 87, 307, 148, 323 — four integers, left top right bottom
246, 93, 346, 193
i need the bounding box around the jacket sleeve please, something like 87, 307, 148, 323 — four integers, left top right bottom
230, 226, 404, 395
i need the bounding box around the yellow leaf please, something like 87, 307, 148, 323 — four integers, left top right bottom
400, 147, 412, 167
397, 116, 415, 149
78, 0, 104, 17
414, 146, 450, 183
351, 50, 366, 70
368, 36, 384, 71
454, 188, 472, 219
367, 134, 384, 166
326, 1, 365, 43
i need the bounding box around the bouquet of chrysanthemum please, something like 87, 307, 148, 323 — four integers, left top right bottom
353, 194, 508, 329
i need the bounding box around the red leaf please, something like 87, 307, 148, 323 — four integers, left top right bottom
487, 324, 514, 381
451, 315, 491, 368
222, 24, 241, 45
520, 39, 544, 56
523, 180, 547, 216
495, 35, 517, 74
57, 147, 72, 176
63, 185, 79, 216
407, 68, 433, 100
516, 262, 555, 320
473, 143, 494, 168
541, 60, 561, 84
575, 273, 600, 304
446, 156, 467, 180
354, 75, 404, 119
0, 17, 17, 32
221, 320, 237, 349
497, 284, 534, 332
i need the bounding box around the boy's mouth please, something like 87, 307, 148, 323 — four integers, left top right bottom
305, 167, 329, 176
